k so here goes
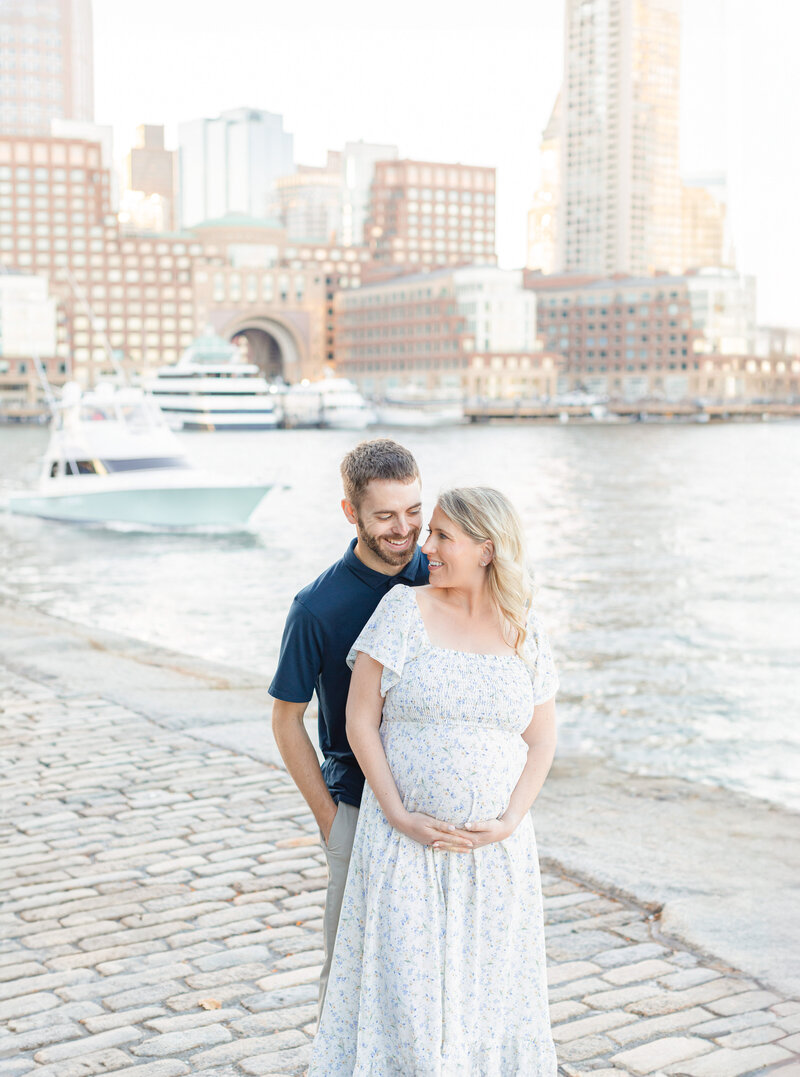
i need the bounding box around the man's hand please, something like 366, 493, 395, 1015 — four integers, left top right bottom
272, 698, 341, 845
320, 798, 338, 845
393, 810, 475, 853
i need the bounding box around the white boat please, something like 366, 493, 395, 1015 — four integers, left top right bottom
7, 382, 272, 527
373, 385, 464, 427
145, 334, 283, 431
282, 374, 373, 430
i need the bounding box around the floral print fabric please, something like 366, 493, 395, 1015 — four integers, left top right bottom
308, 585, 559, 1076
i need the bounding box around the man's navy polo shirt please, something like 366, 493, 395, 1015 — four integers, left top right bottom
269, 538, 428, 808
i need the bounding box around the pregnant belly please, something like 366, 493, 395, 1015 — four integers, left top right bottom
381, 720, 528, 826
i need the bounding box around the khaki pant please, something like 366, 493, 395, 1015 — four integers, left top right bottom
319, 801, 359, 1019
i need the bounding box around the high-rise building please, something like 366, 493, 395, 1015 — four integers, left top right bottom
681, 179, 728, 271
0, 0, 94, 136
365, 159, 496, 275
526, 95, 559, 274
275, 152, 343, 244
178, 108, 293, 228
340, 140, 398, 247
558, 0, 682, 277
125, 125, 176, 229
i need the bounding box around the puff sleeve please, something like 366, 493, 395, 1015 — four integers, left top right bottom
522, 609, 559, 704
346, 585, 415, 697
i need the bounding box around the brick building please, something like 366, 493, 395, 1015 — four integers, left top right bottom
335, 266, 547, 397
364, 159, 497, 277
523, 269, 793, 402
0, 132, 368, 396
0, 0, 94, 137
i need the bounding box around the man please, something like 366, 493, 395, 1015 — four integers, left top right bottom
269, 438, 428, 1014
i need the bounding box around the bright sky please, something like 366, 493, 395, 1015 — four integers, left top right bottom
93, 0, 798, 326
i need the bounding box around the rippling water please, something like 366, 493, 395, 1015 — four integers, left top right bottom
1, 420, 799, 809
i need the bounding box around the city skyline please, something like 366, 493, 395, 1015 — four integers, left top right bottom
91, 0, 800, 326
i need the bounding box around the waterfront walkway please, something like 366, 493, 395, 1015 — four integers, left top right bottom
1, 663, 799, 1077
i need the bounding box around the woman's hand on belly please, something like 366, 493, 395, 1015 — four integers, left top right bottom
393, 809, 476, 853
450, 815, 516, 849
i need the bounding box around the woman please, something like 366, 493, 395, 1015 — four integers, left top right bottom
308, 487, 559, 1076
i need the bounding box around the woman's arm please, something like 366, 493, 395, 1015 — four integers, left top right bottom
346, 652, 474, 852
452, 696, 557, 850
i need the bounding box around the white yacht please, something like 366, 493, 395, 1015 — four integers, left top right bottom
7, 382, 272, 528
145, 334, 283, 430
373, 385, 465, 427
282, 374, 374, 430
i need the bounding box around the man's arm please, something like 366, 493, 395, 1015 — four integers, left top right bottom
272, 698, 338, 842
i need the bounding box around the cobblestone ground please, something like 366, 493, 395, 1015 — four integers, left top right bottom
1, 666, 799, 1077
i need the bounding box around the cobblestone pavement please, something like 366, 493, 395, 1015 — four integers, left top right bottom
1, 666, 799, 1077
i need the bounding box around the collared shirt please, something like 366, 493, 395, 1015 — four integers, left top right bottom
269, 538, 429, 807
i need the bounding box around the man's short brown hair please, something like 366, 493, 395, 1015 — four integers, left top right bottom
340, 439, 420, 509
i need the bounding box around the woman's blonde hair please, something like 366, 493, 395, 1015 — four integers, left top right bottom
436, 486, 532, 655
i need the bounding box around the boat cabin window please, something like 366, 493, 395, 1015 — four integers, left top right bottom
50, 461, 60, 477
80, 405, 113, 423
102, 457, 187, 472
70, 460, 102, 475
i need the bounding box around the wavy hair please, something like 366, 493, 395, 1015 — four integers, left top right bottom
436, 486, 533, 655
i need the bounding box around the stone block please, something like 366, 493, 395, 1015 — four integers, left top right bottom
549, 1000, 590, 1025
131, 1024, 232, 1056
628, 978, 750, 1017
230, 1003, 318, 1035
611, 1034, 714, 1074
189, 1029, 308, 1067
662, 1043, 792, 1075
593, 942, 669, 968
144, 1007, 243, 1032
25, 1048, 135, 1077
32, 1024, 142, 1063
81, 1005, 166, 1033
717, 1024, 785, 1048
583, 982, 666, 1011
601, 959, 674, 985
238, 1042, 313, 1075
607, 1006, 713, 1046
691, 1010, 778, 1038
547, 961, 602, 986
552, 1010, 636, 1043
705, 989, 781, 1017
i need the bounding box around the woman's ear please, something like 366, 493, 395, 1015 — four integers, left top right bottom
480, 540, 494, 567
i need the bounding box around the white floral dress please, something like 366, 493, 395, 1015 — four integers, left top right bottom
308, 584, 559, 1077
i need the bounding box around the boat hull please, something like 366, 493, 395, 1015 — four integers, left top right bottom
321, 410, 373, 430
7, 483, 271, 527
374, 404, 464, 427
178, 418, 280, 431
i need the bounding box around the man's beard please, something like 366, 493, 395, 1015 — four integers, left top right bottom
357, 516, 419, 568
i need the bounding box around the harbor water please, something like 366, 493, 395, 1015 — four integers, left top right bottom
1, 420, 798, 810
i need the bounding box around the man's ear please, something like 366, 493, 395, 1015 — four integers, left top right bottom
341, 498, 358, 525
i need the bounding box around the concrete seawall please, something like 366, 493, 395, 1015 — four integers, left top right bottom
2, 596, 798, 999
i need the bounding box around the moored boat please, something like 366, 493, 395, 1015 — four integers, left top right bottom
6, 382, 272, 527
282, 374, 373, 430
373, 385, 464, 427
145, 334, 283, 431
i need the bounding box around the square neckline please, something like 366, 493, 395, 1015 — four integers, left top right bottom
409, 587, 519, 660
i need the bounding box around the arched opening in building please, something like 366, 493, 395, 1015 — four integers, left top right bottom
231, 328, 284, 379
222, 314, 303, 384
